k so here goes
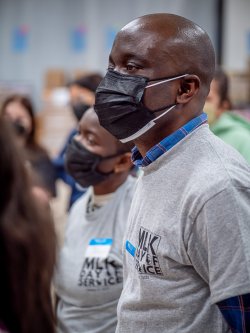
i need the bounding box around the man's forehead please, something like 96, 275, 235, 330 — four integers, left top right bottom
119, 15, 179, 39
85, 106, 97, 118
111, 28, 171, 61
120, 17, 142, 34
79, 111, 101, 135
120, 15, 168, 34
118, 22, 168, 42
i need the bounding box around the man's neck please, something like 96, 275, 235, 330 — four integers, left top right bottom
93, 173, 129, 195
134, 119, 184, 156
134, 109, 201, 157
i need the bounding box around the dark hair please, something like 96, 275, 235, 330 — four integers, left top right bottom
0, 116, 56, 333
68, 73, 103, 92
0, 94, 38, 149
214, 67, 232, 109
0, 94, 56, 196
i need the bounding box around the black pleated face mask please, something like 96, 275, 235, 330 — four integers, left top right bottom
65, 138, 120, 188
94, 69, 187, 143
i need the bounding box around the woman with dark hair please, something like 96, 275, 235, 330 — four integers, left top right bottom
1, 94, 56, 199
0, 115, 56, 333
1, 94, 37, 148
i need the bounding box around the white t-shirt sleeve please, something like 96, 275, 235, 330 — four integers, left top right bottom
187, 186, 250, 304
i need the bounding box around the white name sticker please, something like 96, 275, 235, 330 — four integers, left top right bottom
85, 238, 113, 259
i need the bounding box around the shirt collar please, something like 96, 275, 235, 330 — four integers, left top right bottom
132, 112, 208, 168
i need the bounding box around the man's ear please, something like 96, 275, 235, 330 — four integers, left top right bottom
114, 152, 132, 173
176, 75, 200, 104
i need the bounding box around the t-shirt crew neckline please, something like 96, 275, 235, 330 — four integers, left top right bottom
84, 176, 133, 222
141, 124, 209, 174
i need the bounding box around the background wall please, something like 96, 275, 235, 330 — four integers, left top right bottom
1, 0, 249, 107
223, 0, 250, 71
0, 0, 218, 106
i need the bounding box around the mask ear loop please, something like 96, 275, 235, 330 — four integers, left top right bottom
152, 104, 176, 121
146, 74, 188, 89
144, 74, 190, 117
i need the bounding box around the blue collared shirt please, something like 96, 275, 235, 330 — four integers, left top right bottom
132, 112, 207, 167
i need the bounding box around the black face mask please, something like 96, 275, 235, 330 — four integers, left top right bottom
71, 103, 91, 121
94, 69, 187, 143
65, 138, 120, 187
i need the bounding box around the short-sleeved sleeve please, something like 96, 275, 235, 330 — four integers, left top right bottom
187, 186, 250, 304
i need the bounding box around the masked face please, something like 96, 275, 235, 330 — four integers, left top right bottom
71, 103, 91, 121
4, 101, 32, 142
94, 70, 187, 143
11, 119, 30, 137
69, 84, 96, 121
65, 138, 121, 187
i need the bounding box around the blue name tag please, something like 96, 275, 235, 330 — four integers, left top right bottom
86, 238, 113, 258
126, 240, 136, 257
89, 238, 113, 246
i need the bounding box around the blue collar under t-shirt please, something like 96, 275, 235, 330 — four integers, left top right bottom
132, 112, 208, 168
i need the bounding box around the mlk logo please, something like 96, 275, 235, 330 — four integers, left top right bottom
135, 227, 163, 276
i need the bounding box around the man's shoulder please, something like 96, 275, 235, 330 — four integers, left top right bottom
152, 126, 250, 202
142, 125, 250, 189
194, 127, 249, 179
188, 124, 249, 166
187, 129, 250, 207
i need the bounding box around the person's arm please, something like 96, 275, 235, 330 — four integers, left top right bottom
217, 294, 250, 333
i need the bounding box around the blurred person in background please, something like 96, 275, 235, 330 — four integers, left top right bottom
54, 107, 135, 333
53, 73, 103, 209
1, 94, 56, 201
0, 115, 56, 333
204, 67, 250, 162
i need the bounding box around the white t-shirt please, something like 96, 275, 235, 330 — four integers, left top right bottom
54, 176, 136, 333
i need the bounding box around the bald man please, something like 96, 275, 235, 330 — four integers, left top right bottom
94, 13, 250, 333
